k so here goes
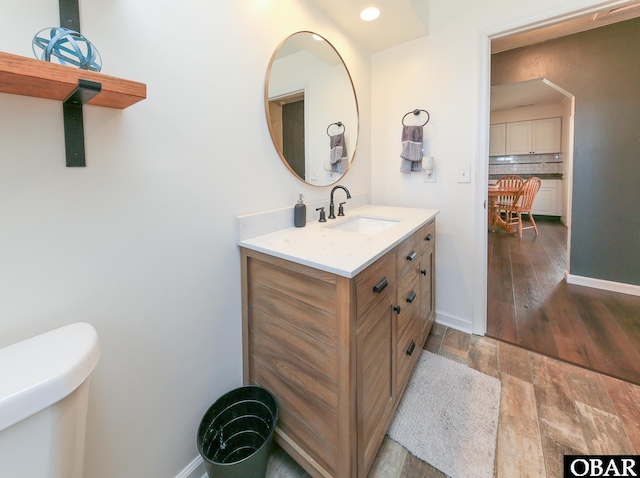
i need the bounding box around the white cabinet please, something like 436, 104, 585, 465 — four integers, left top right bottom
532, 179, 563, 216
505, 121, 532, 155
505, 118, 561, 155
489, 124, 506, 156
532, 118, 562, 153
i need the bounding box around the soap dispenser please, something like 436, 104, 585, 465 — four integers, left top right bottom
294, 194, 306, 227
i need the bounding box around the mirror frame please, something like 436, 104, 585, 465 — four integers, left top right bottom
264, 31, 359, 187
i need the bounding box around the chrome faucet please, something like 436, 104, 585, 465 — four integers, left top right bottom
329, 185, 351, 219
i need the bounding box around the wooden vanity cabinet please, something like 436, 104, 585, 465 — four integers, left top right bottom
240, 218, 436, 478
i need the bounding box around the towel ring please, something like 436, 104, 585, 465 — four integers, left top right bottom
402, 109, 430, 127
327, 121, 345, 136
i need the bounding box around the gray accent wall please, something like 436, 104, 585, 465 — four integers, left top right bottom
492, 18, 640, 286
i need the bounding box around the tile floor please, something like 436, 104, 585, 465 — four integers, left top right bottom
266, 324, 640, 478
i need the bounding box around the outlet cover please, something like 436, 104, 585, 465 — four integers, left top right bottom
424, 169, 436, 183
457, 164, 471, 183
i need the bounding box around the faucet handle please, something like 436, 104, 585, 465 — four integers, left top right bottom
338, 202, 346, 216
316, 207, 327, 222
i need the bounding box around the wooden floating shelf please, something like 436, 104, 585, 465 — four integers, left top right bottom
0, 51, 146, 109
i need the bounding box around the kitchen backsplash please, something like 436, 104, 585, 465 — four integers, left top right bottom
489, 153, 563, 176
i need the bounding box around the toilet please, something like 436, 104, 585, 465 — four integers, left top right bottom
0, 322, 100, 478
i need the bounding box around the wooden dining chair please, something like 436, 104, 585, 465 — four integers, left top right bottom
503, 177, 542, 238
493, 175, 524, 227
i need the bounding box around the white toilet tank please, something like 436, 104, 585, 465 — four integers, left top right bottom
0, 322, 100, 478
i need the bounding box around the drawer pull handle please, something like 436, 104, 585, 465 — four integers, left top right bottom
425, 233, 432, 242
373, 277, 388, 293
421, 269, 427, 276
406, 291, 417, 303
407, 251, 417, 261
393, 305, 402, 315
406, 341, 416, 356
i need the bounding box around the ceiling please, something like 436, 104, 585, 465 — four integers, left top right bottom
307, 0, 640, 54
492, 2, 640, 53
307, 0, 640, 112
491, 78, 570, 112
306, 0, 429, 54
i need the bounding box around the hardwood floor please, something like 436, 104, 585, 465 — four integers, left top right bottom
487, 218, 640, 385
266, 325, 640, 478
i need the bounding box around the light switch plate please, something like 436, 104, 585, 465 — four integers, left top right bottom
457, 164, 471, 183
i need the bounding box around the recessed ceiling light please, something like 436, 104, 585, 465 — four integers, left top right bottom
360, 7, 381, 22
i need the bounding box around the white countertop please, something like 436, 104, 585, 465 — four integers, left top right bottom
237, 205, 439, 278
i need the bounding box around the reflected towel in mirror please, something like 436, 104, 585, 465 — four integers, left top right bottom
330, 133, 348, 173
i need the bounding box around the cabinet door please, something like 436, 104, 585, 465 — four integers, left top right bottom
357, 295, 393, 476
418, 221, 435, 344
532, 118, 561, 153
532, 179, 562, 215
419, 245, 435, 344
489, 124, 506, 156
506, 121, 533, 154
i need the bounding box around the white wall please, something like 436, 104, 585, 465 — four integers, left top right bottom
0, 1, 370, 477
370, 0, 613, 333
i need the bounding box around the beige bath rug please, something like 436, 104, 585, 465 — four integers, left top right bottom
387, 351, 501, 478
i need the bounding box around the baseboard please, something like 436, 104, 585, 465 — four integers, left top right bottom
566, 274, 640, 297
435, 311, 472, 334
175, 455, 206, 478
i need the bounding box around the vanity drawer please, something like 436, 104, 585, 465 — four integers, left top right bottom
419, 220, 436, 255
395, 231, 422, 279
395, 267, 420, 392
395, 308, 420, 393
356, 254, 396, 326
396, 271, 420, 342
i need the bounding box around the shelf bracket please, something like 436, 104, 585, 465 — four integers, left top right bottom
63, 79, 101, 167
59, 0, 97, 167
59, 0, 81, 31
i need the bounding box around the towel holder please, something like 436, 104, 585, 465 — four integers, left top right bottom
402, 109, 430, 127
327, 121, 345, 136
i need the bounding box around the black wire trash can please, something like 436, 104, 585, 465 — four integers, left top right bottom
197, 385, 278, 478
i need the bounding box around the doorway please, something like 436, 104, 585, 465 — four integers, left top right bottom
475, 0, 640, 334
480, 5, 640, 384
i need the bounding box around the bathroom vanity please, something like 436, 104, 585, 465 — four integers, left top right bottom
238, 205, 437, 478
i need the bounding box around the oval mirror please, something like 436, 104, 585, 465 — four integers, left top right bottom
265, 32, 359, 186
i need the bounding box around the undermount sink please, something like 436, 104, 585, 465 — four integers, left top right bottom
327, 215, 400, 234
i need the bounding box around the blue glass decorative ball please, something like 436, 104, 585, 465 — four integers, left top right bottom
32, 27, 102, 72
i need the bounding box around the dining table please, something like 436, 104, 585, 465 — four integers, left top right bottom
488, 184, 521, 233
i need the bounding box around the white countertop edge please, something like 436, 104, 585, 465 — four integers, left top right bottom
241, 238, 402, 278
238, 205, 439, 278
